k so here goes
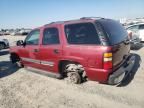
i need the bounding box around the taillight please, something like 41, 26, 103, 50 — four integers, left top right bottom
103, 52, 113, 69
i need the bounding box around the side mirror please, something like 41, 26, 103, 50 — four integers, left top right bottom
16, 40, 24, 46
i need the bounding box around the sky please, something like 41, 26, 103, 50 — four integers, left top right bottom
0, 0, 144, 29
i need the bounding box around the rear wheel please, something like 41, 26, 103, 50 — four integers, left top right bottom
67, 72, 81, 84
62, 63, 86, 84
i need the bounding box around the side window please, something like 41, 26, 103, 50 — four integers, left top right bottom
25, 29, 40, 45
65, 23, 100, 44
42, 28, 60, 45
139, 24, 144, 30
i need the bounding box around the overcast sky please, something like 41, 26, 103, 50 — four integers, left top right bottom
0, 0, 144, 29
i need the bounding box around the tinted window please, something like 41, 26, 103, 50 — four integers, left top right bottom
127, 25, 139, 31
95, 22, 109, 45
65, 23, 100, 44
25, 29, 40, 45
98, 20, 128, 45
139, 24, 144, 30
43, 28, 60, 45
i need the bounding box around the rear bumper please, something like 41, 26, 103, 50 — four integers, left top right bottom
85, 55, 135, 85
108, 55, 135, 85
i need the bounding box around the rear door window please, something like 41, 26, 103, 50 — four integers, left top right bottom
98, 20, 128, 45
42, 28, 60, 45
65, 23, 100, 45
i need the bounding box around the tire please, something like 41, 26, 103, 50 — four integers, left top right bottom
67, 72, 81, 84
16, 61, 23, 68
10, 54, 24, 68
63, 63, 86, 84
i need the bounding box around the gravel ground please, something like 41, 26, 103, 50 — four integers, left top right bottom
0, 36, 144, 108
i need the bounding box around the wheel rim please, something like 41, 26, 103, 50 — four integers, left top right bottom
70, 73, 78, 83
68, 72, 80, 84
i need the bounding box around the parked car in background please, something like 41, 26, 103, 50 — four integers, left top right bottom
0, 38, 9, 50
10, 29, 31, 36
10, 17, 135, 85
0, 29, 10, 35
127, 23, 144, 43
0, 32, 2, 36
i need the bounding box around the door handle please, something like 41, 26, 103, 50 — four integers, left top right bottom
33, 49, 39, 52
53, 49, 59, 54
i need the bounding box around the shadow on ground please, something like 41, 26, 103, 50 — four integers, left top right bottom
0, 61, 19, 78
118, 53, 141, 87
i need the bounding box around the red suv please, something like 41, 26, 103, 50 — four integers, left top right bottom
10, 17, 135, 85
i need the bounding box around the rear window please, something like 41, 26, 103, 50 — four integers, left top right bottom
98, 20, 128, 45
65, 23, 101, 45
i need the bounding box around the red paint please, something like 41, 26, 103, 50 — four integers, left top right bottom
10, 18, 130, 83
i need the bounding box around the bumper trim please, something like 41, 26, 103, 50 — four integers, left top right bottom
108, 55, 135, 85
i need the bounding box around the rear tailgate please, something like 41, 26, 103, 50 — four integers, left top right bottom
112, 42, 130, 69
97, 19, 130, 69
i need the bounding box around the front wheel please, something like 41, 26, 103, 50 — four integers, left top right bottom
16, 61, 23, 68
10, 54, 24, 68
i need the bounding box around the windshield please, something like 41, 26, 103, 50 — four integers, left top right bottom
98, 19, 128, 45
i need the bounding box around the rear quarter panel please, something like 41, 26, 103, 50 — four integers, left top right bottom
60, 24, 112, 82
63, 45, 111, 69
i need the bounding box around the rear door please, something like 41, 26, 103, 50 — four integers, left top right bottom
19, 29, 41, 68
98, 20, 130, 69
39, 26, 62, 73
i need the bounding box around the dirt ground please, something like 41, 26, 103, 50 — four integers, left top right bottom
0, 36, 144, 108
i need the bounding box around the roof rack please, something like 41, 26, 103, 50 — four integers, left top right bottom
80, 17, 105, 20
44, 17, 105, 26
44, 21, 65, 26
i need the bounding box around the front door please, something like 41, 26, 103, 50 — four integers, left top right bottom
19, 29, 41, 69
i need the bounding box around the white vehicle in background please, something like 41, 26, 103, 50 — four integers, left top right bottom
0, 38, 9, 50
139, 29, 144, 42
127, 23, 144, 42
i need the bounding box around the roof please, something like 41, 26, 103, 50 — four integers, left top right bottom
44, 17, 106, 27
